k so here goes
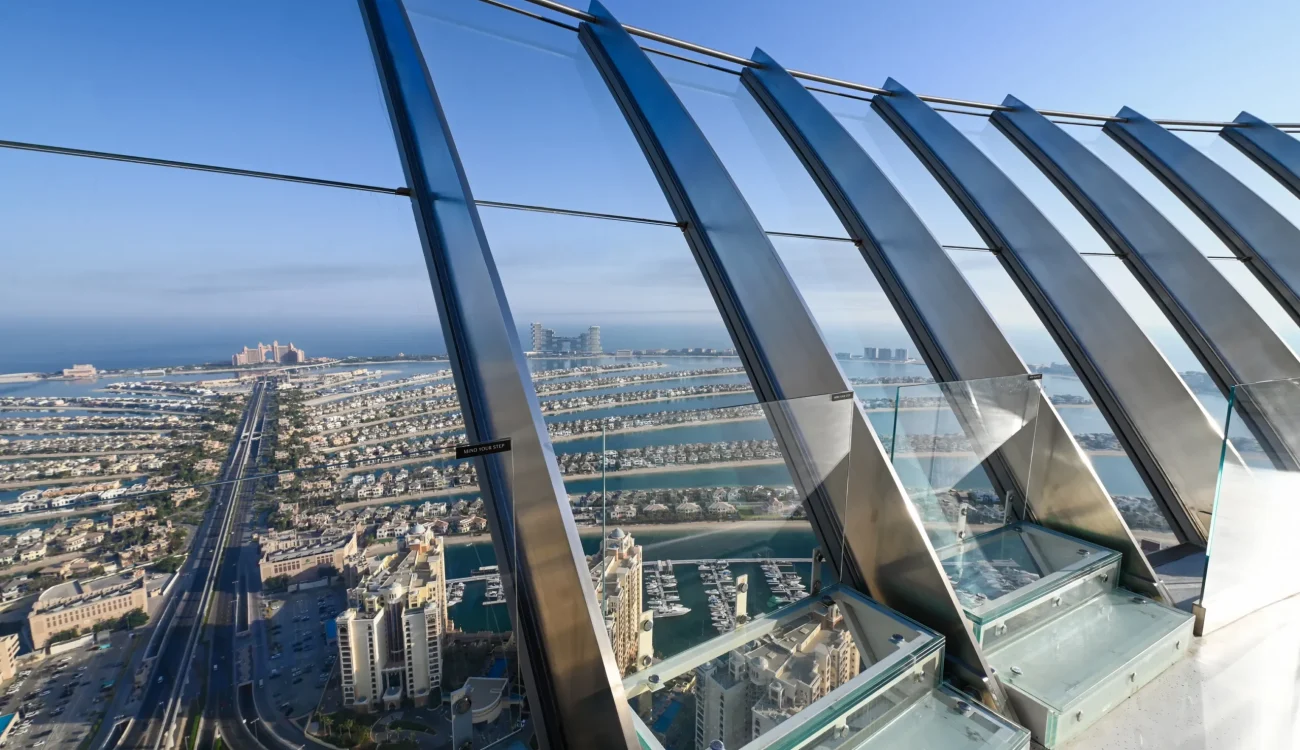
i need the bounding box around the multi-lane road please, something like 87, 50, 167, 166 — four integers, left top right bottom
97, 380, 277, 750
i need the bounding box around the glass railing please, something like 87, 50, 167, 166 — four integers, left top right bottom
1201, 376, 1300, 634
888, 374, 1041, 550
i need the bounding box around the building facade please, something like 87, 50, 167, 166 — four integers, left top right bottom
232, 340, 306, 366
28, 570, 148, 649
258, 532, 357, 585
336, 531, 448, 712
694, 601, 860, 749
588, 528, 643, 677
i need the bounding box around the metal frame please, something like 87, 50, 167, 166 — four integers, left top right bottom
874, 79, 1219, 543
1222, 112, 1300, 199
576, 1, 1010, 710
357, 1, 637, 746
739, 51, 1165, 599
993, 98, 1300, 471
1105, 107, 1300, 329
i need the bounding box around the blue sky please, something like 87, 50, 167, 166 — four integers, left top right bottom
3, 0, 1300, 372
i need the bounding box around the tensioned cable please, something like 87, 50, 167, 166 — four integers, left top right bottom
0, 139, 407, 195
485, 0, 1300, 131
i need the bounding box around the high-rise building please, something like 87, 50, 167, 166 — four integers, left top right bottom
894, 347, 907, 362
694, 600, 860, 749
862, 347, 877, 360
588, 528, 643, 676
528, 322, 602, 354
875, 345, 891, 360
336, 530, 448, 712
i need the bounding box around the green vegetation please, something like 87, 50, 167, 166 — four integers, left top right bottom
264, 575, 290, 594
317, 711, 378, 747
48, 627, 82, 645
149, 555, 184, 574
123, 607, 149, 629
389, 719, 436, 735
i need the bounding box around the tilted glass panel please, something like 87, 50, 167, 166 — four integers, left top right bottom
889, 375, 1039, 551
942, 250, 1178, 548
648, 54, 849, 237
1063, 123, 1236, 260
1202, 377, 1300, 633
810, 91, 988, 249
0, 147, 531, 742
945, 112, 1117, 255
1178, 130, 1300, 229
0, 0, 401, 184
1081, 255, 1229, 426
1208, 257, 1300, 352
403, 0, 674, 220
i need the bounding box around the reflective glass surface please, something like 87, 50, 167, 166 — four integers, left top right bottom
1203, 377, 1300, 633
405, 0, 674, 219
942, 250, 1178, 548
1179, 129, 1300, 229
1208, 257, 1300, 352
888, 375, 1040, 549
650, 54, 847, 236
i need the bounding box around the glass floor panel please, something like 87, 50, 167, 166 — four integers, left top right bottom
987, 588, 1194, 710
822, 684, 1030, 750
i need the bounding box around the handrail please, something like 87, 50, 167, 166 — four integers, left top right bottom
500, 0, 1300, 131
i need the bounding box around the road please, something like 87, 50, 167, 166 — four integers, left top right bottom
97, 380, 269, 750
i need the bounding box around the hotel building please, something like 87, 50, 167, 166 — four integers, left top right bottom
257, 531, 358, 585
589, 527, 643, 677
28, 570, 148, 649
336, 530, 449, 712
694, 600, 860, 750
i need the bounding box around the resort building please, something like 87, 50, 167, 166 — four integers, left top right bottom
0, 634, 18, 683
336, 530, 449, 712
694, 600, 860, 749
27, 570, 147, 649
257, 531, 357, 585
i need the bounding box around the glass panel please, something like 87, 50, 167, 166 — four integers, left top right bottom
947, 113, 1117, 255
1063, 123, 1237, 259
1202, 377, 1300, 633
1208, 257, 1300, 352
888, 375, 1040, 550
0, 0, 402, 184
405, 0, 674, 220
942, 250, 1178, 548
0, 147, 533, 744
1081, 255, 1229, 425
650, 54, 848, 237
813, 92, 988, 249
1178, 130, 1300, 229
626, 585, 1028, 750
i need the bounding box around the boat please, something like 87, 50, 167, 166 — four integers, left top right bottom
654, 603, 691, 618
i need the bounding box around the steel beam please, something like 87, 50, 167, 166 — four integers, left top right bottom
874, 79, 1220, 543
993, 98, 1300, 470
577, 2, 1009, 709
357, 1, 637, 747
1106, 108, 1300, 327
739, 51, 1164, 597
1222, 112, 1300, 200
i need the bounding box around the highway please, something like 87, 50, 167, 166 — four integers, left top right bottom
99, 380, 270, 750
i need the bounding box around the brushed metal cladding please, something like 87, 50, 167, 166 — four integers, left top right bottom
358, 1, 637, 747
739, 52, 1163, 599
994, 98, 1300, 471
874, 79, 1220, 544
1106, 107, 1300, 328
1223, 112, 1300, 199
577, 1, 1007, 707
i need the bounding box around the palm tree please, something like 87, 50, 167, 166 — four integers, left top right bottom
319, 714, 333, 738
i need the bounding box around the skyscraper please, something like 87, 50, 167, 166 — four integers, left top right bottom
528, 322, 602, 354
875, 345, 891, 360
894, 347, 907, 362
862, 347, 876, 360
